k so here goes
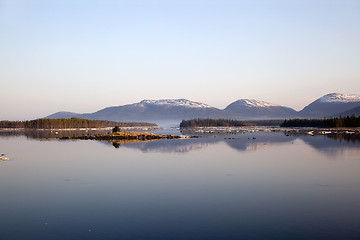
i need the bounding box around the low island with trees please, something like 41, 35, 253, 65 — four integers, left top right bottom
179, 116, 360, 129
0, 118, 157, 129
179, 118, 284, 128
60, 126, 180, 141
280, 115, 360, 128
57, 126, 196, 148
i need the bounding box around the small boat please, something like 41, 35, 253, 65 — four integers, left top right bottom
0, 153, 9, 161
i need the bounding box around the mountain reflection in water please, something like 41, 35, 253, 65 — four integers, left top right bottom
0, 129, 359, 155
0, 129, 110, 139
0, 128, 360, 240
103, 132, 359, 156
108, 138, 213, 153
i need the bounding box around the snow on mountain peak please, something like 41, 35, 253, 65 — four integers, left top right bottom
235, 99, 279, 108
140, 99, 211, 108
318, 93, 360, 103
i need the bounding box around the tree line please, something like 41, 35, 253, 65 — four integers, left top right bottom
180, 116, 360, 128
0, 118, 157, 129
179, 118, 284, 127
280, 115, 360, 128
180, 118, 248, 128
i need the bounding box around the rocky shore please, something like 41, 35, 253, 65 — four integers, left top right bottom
59, 131, 183, 141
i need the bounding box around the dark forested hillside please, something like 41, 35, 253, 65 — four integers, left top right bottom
280, 116, 360, 128
179, 118, 284, 128
180, 119, 248, 128
0, 118, 157, 129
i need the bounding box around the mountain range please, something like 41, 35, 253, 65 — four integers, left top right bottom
46, 93, 360, 123
299, 93, 360, 118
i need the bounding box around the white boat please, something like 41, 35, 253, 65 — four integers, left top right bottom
0, 154, 9, 161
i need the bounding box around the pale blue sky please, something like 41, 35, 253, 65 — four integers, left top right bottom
1, 0, 359, 120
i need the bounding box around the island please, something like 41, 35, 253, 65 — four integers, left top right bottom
180, 118, 284, 128
281, 115, 360, 128
59, 130, 181, 141
0, 118, 157, 129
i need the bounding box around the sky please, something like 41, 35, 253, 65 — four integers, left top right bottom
1, 0, 360, 120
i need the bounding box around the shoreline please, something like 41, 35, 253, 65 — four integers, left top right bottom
0, 126, 159, 131
180, 126, 360, 135
58, 131, 194, 141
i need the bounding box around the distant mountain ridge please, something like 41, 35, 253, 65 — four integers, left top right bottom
228, 99, 279, 108
47, 111, 83, 119
140, 99, 212, 108
317, 93, 360, 103
333, 106, 360, 117
299, 93, 360, 118
225, 99, 298, 119
47, 99, 225, 122
46, 93, 360, 123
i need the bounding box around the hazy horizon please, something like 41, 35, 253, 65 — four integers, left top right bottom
1, 0, 360, 120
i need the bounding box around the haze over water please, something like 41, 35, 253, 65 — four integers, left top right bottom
0, 131, 359, 240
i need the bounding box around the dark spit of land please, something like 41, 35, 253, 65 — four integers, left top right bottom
0, 118, 157, 129
59, 131, 187, 141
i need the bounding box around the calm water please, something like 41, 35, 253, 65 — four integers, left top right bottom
0, 131, 360, 240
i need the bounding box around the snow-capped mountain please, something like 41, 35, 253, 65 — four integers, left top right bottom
46, 93, 360, 124
88, 99, 222, 121
230, 99, 279, 108
317, 93, 360, 103
47, 99, 223, 122
140, 99, 211, 108
225, 99, 298, 119
300, 93, 360, 118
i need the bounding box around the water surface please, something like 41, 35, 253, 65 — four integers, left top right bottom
0, 132, 359, 240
